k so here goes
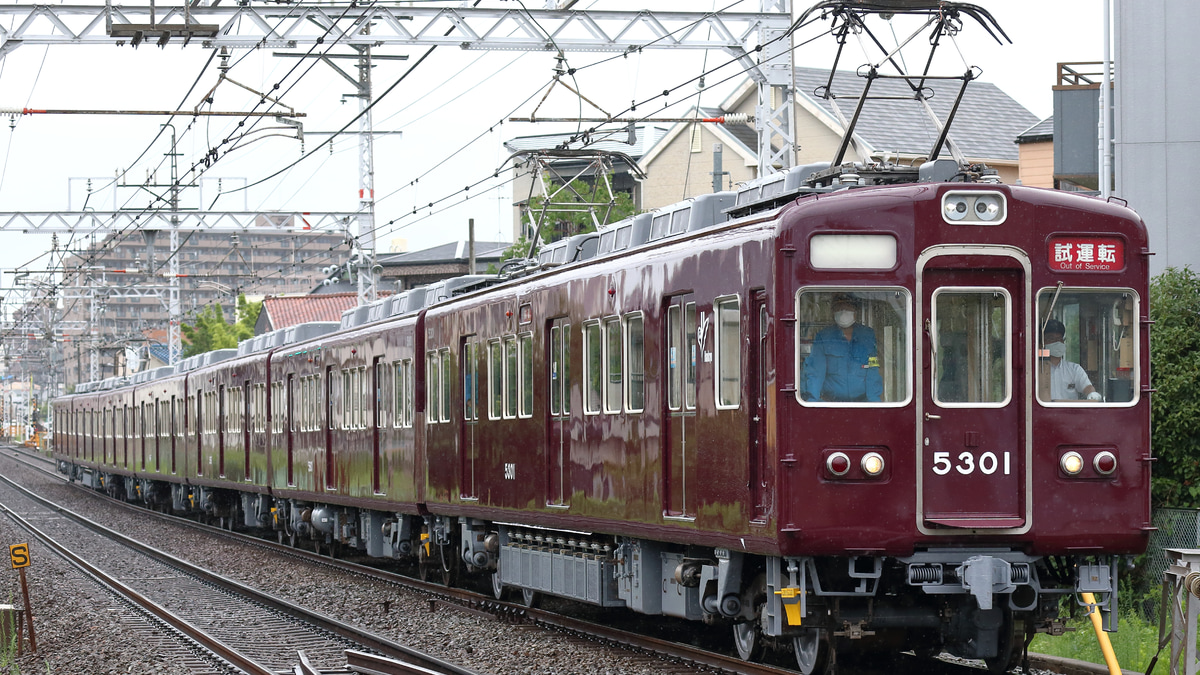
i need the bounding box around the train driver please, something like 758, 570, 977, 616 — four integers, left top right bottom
801, 294, 883, 403
1042, 319, 1102, 401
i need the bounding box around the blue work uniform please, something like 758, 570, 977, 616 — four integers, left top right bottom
802, 324, 883, 402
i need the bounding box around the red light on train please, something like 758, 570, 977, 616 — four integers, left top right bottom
826, 453, 850, 476
1093, 451, 1117, 475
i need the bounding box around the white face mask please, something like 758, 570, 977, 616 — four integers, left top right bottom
1047, 341, 1067, 359
834, 310, 856, 328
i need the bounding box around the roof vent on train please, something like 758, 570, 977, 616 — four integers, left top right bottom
201, 348, 238, 367
283, 321, 339, 346
537, 232, 600, 267
646, 191, 735, 243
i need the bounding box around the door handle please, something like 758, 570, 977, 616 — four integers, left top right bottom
924, 413, 941, 421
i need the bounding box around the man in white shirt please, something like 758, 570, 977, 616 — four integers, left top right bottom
1043, 319, 1102, 401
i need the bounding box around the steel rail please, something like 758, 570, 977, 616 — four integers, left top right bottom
0, 469, 483, 675
0, 498, 274, 675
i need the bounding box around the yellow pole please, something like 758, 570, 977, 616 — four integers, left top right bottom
1081, 592, 1121, 675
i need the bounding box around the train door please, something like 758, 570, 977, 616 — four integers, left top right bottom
170, 396, 178, 474
547, 319, 570, 507
373, 357, 384, 494
919, 250, 1028, 531
286, 374, 295, 486
243, 382, 251, 480
460, 339, 479, 500
218, 385, 226, 477
749, 291, 771, 522
665, 295, 698, 518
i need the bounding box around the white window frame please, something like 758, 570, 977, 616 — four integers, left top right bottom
714, 296, 742, 410
624, 312, 645, 413
931, 286, 1012, 409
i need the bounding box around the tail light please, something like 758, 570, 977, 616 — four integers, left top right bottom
1093, 451, 1117, 475
826, 452, 851, 476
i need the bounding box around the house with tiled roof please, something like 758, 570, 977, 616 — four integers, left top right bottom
254, 293, 359, 335
637, 67, 1039, 209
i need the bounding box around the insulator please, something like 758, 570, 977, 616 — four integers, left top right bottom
1186, 572, 1200, 599
722, 113, 751, 125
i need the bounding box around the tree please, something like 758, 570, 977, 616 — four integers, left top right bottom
1148, 267, 1200, 507
180, 294, 263, 358
498, 173, 638, 265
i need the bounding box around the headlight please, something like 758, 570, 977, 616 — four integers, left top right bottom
861, 452, 885, 477
1060, 451, 1084, 476
943, 197, 969, 221
974, 194, 1002, 221
826, 452, 851, 477
1093, 451, 1117, 475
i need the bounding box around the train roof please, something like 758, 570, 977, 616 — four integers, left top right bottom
61, 157, 1004, 395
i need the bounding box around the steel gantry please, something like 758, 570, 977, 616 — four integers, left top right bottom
0, 2, 794, 370
0, 3, 796, 177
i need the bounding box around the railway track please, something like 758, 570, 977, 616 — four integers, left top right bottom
4, 448, 1122, 675
0, 458, 481, 675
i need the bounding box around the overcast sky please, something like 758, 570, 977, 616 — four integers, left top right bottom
0, 0, 1105, 286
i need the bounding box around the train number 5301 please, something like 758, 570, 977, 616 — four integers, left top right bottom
931, 451, 1011, 476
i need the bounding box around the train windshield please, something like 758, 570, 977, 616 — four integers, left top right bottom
1036, 288, 1139, 406
795, 288, 911, 406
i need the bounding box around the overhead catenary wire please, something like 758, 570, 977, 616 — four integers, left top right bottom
8, 1, 816, 364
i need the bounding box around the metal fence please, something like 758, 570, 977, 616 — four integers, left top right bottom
1146, 509, 1200, 617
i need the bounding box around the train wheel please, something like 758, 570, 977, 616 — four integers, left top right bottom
732, 621, 765, 662
491, 571, 507, 600
793, 628, 830, 675
984, 615, 1022, 674
521, 589, 540, 608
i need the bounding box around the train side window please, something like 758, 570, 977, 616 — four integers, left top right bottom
604, 317, 623, 413
403, 360, 414, 427
426, 353, 441, 424
519, 333, 533, 418
488, 340, 503, 420
796, 287, 912, 407
440, 349, 452, 423
504, 336, 519, 419
1036, 288, 1139, 406
583, 322, 602, 414
463, 344, 478, 422
550, 326, 563, 416
685, 303, 697, 410
667, 305, 682, 411
398, 360, 412, 422
715, 297, 741, 409
625, 313, 645, 412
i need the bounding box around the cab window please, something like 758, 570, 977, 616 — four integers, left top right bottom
796, 287, 911, 406
1036, 288, 1138, 406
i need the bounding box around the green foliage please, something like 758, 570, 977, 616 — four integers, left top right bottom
501, 173, 637, 263
1148, 267, 1200, 507
180, 294, 263, 358
1029, 612, 1164, 674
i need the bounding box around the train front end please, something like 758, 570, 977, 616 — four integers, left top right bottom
766, 179, 1151, 669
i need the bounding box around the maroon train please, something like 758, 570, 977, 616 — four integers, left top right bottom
52, 160, 1151, 673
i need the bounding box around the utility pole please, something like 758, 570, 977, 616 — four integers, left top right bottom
355, 43, 378, 305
